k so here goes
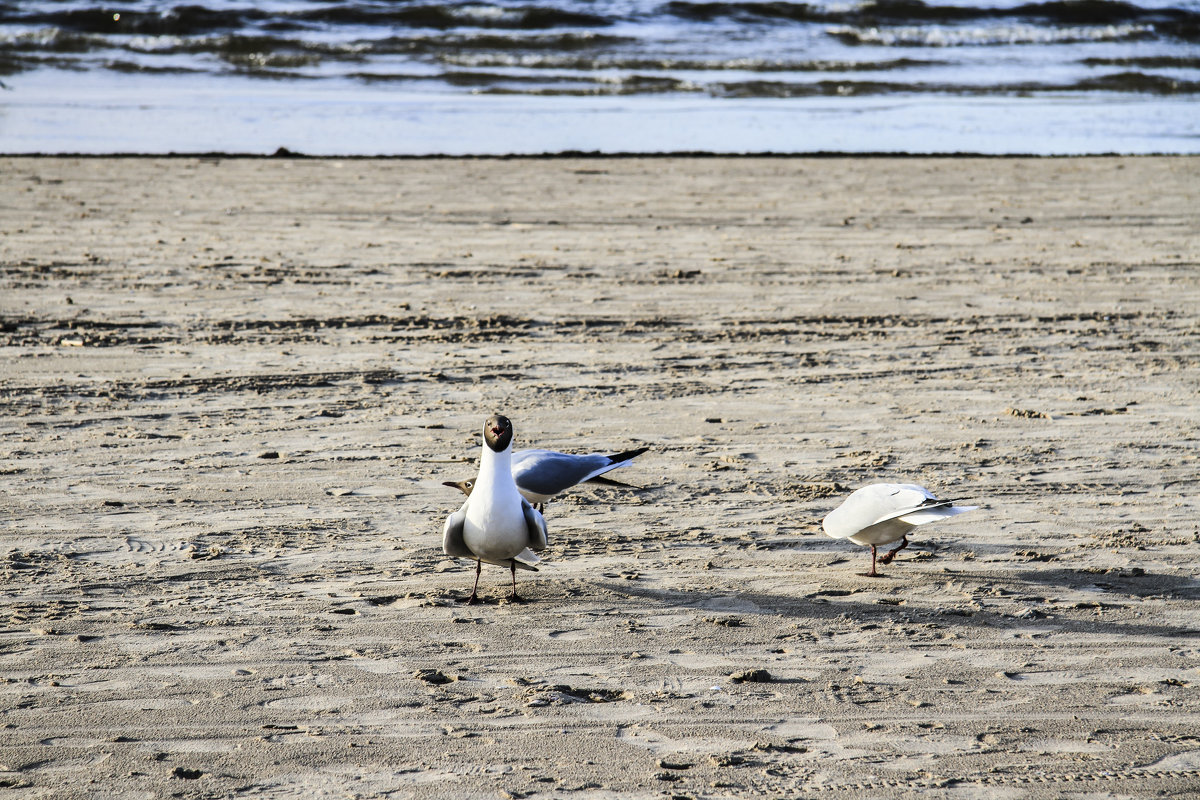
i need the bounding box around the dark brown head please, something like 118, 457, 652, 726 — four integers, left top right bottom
442, 478, 474, 497
483, 414, 513, 453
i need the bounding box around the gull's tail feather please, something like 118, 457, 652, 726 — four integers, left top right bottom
477, 550, 541, 571
513, 548, 542, 570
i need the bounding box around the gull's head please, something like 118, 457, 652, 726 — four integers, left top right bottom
483, 414, 513, 453
442, 478, 474, 497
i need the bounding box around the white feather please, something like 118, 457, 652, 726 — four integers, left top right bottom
823, 483, 977, 547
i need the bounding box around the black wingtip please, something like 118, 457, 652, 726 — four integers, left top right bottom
606, 446, 649, 464
924, 497, 966, 509
586, 474, 639, 489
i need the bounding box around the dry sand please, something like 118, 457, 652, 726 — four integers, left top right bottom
1, 155, 1199, 799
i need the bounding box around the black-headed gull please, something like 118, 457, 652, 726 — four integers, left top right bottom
444, 446, 648, 510
443, 415, 548, 603
822, 483, 978, 577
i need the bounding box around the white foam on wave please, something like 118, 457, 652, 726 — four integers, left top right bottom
0, 26, 101, 46
828, 23, 1154, 47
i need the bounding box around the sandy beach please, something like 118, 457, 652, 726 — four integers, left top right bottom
2, 155, 1198, 799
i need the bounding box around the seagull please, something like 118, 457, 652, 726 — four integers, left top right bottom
443, 446, 648, 511
822, 483, 978, 577
442, 414, 548, 604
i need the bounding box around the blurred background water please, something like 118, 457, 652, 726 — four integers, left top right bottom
1, 0, 1197, 153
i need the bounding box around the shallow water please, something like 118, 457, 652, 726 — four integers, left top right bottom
2, 0, 1198, 153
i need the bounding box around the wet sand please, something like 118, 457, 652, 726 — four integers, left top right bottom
2, 156, 1199, 798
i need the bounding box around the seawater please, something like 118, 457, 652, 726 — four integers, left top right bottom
1, 0, 1198, 154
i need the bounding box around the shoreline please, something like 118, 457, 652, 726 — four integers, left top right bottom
5, 73, 1197, 157
2, 155, 1198, 798
4, 150, 1194, 159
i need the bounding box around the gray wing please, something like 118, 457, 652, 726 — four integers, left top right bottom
442, 499, 473, 559
511, 450, 602, 497
521, 499, 549, 552
512, 448, 646, 498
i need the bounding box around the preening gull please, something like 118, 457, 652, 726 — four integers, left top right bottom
822, 483, 978, 577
